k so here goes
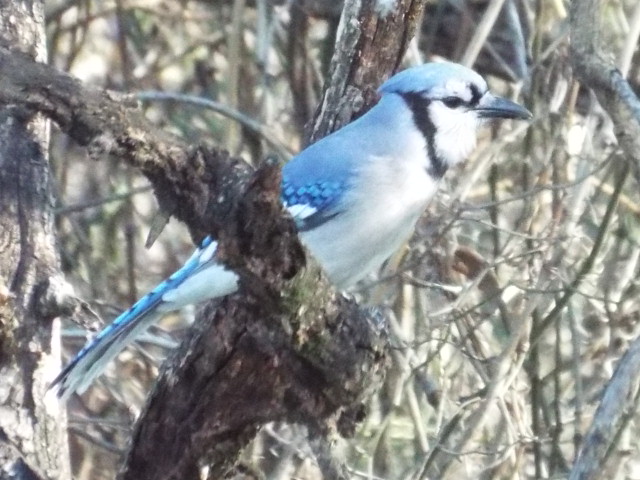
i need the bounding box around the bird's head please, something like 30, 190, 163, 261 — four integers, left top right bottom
379, 62, 532, 175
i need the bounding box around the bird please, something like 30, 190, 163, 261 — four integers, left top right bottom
52, 61, 532, 400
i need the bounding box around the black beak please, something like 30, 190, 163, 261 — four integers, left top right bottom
475, 94, 532, 120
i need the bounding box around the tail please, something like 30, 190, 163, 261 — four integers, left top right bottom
51, 238, 238, 400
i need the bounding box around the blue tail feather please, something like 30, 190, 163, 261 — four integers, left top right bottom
52, 237, 239, 400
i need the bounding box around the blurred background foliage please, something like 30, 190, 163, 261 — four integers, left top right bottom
46, 0, 640, 478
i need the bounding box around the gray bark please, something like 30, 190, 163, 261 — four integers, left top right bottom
0, 1, 70, 479
570, 0, 640, 184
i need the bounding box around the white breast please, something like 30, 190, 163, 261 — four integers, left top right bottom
301, 128, 438, 289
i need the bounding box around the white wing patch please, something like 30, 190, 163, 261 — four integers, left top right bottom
286, 203, 318, 221
198, 239, 218, 264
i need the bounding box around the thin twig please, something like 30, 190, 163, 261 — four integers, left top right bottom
54, 186, 152, 215
618, 0, 640, 77
531, 159, 629, 345
136, 90, 292, 157
460, 0, 509, 67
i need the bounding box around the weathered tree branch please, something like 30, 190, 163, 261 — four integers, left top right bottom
307, 0, 426, 143
0, 3, 71, 479
0, 47, 247, 244
0, 48, 383, 476
569, 0, 640, 184
569, 336, 640, 480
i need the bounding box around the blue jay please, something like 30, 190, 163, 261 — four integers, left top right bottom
52, 61, 531, 399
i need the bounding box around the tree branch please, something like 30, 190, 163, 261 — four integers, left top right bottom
0, 46, 247, 243
569, 0, 640, 184
307, 0, 426, 143
569, 336, 640, 479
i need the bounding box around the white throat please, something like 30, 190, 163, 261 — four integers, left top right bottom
429, 102, 480, 167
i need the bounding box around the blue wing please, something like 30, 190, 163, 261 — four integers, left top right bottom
282, 178, 347, 231
281, 133, 358, 231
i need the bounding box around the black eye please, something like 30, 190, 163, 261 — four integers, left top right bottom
442, 96, 465, 108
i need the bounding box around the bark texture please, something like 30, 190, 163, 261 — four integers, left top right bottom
569, 336, 640, 480
0, 47, 241, 244
306, 0, 426, 143
570, 0, 640, 184
0, 2, 70, 479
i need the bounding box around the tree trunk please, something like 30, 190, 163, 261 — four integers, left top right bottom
0, 2, 70, 479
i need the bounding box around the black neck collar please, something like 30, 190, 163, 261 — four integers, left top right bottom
400, 92, 447, 179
